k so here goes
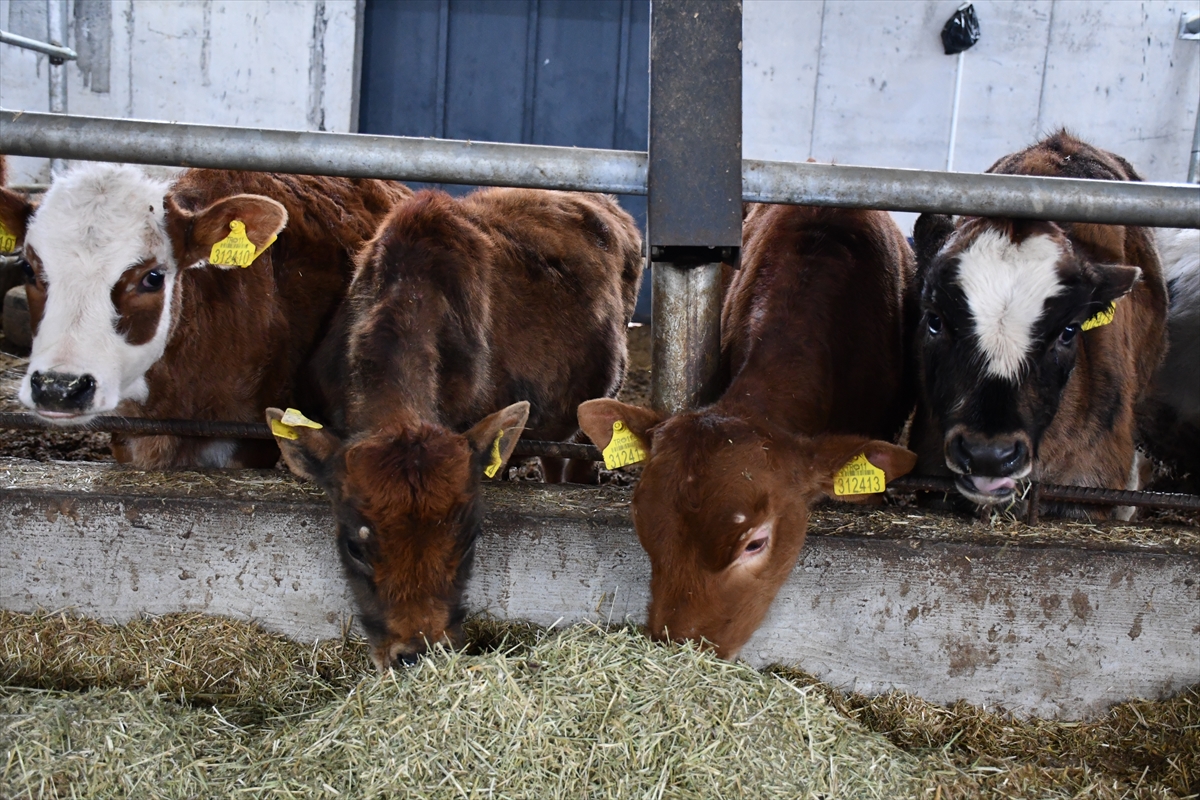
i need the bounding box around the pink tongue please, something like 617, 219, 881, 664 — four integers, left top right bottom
970, 475, 1016, 494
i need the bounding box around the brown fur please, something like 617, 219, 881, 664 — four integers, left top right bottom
910, 132, 1168, 515
579, 205, 917, 659
276, 187, 644, 668
22, 170, 411, 468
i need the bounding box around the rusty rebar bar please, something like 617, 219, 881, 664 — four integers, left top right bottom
1, 412, 1197, 512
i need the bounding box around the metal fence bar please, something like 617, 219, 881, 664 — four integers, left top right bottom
0, 110, 648, 195
0, 30, 77, 61
744, 159, 1200, 228
0, 413, 1196, 512
3, 111, 1198, 227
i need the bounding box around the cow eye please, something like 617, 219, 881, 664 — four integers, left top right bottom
140, 269, 165, 292
926, 311, 943, 335
1059, 324, 1079, 346
19, 259, 35, 282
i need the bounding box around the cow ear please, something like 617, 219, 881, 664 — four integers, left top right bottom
577, 398, 663, 454
1090, 263, 1141, 307
912, 213, 955, 271
265, 407, 343, 492
464, 401, 530, 479
0, 187, 35, 253
802, 435, 917, 501
168, 193, 288, 268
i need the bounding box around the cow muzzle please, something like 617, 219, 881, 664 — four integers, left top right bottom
945, 428, 1032, 503
28, 370, 98, 416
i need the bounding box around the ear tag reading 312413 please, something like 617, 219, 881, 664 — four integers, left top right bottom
484, 430, 505, 478
270, 408, 323, 441
833, 453, 886, 497
603, 420, 648, 470
210, 220, 277, 268
1080, 302, 1116, 332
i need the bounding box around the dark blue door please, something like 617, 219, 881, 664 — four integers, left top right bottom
360, 0, 651, 320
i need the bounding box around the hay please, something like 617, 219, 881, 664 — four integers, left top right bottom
3, 611, 920, 799
2, 611, 1197, 799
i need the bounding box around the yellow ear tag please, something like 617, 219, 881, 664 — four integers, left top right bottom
484, 430, 504, 478
603, 420, 648, 470
209, 220, 276, 268
0, 220, 16, 253
271, 408, 323, 440
1080, 302, 1116, 332
833, 453, 887, 497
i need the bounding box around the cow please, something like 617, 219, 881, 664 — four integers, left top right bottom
1138, 227, 1200, 491
268, 186, 644, 669
0, 163, 411, 468
577, 204, 917, 660
908, 131, 1169, 517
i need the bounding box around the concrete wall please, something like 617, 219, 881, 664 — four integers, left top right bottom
2, 1, 1197, 195
0, 0, 360, 183
744, 0, 1200, 183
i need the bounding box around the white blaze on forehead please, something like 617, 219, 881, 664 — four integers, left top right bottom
956, 229, 1065, 381
19, 163, 179, 415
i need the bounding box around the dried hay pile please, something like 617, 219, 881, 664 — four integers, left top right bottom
1, 611, 1197, 799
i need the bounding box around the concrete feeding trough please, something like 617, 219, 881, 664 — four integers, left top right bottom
1, 457, 1196, 720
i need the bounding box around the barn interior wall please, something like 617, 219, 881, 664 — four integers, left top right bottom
1, 0, 1197, 194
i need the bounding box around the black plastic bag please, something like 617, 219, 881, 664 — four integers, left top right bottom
941, 3, 981, 55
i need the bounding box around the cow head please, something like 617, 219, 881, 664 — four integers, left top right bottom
579, 399, 915, 659
913, 215, 1141, 504
268, 402, 529, 670
16, 163, 286, 421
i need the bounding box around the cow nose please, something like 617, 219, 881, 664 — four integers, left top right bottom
29, 371, 97, 412
949, 433, 1028, 476
393, 650, 422, 668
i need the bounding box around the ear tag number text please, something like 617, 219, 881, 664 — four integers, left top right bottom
833, 453, 886, 496
210, 220, 276, 267
603, 420, 648, 470
0, 221, 16, 253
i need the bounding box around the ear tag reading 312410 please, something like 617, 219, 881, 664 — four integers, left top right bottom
270, 408, 323, 441
210, 220, 277, 268
833, 453, 886, 497
0, 220, 16, 253
603, 420, 648, 470
484, 430, 505, 478
1080, 302, 1116, 332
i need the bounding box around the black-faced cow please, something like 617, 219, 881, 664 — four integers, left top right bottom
0, 163, 410, 468
579, 204, 917, 659
270, 187, 643, 669
909, 132, 1169, 516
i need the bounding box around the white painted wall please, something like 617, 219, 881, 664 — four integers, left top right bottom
2, 0, 1198, 203
0, 0, 359, 183
744, 0, 1200, 182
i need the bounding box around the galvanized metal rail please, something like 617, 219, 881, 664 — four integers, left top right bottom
1, 413, 1197, 513
2, 110, 1198, 227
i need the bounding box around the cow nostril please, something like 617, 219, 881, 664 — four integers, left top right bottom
948, 433, 972, 472
394, 651, 421, 667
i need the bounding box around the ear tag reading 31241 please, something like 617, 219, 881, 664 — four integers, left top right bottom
484, 430, 505, 478
833, 453, 886, 497
603, 420, 648, 470
0, 221, 16, 253
210, 220, 276, 267
270, 408, 323, 441
1080, 302, 1116, 332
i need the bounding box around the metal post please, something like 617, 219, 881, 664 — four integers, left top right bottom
46, 0, 68, 174
647, 0, 742, 415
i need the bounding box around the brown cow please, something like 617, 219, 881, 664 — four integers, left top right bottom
270, 187, 643, 669
579, 204, 917, 660
909, 132, 1169, 517
0, 163, 410, 468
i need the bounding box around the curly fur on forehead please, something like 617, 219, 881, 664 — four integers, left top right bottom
342, 425, 474, 525
26, 162, 177, 277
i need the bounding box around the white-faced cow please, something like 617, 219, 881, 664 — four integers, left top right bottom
0, 163, 410, 468
578, 204, 917, 660
909, 132, 1169, 516
269, 187, 643, 669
